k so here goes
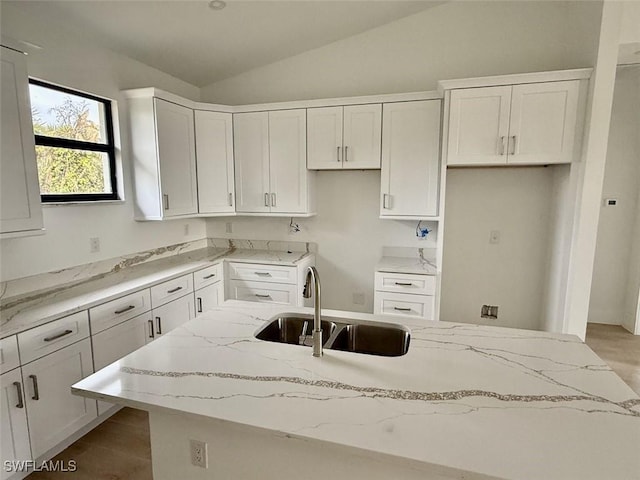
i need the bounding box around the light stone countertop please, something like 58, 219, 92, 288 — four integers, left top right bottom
0, 247, 313, 339
376, 255, 438, 275
73, 301, 640, 480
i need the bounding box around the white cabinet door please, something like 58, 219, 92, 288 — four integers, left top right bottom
155, 98, 198, 217
342, 104, 382, 169
22, 338, 97, 459
381, 100, 441, 217
1, 369, 31, 477
307, 106, 343, 169
447, 86, 511, 166
268, 109, 307, 214
195, 283, 223, 316
233, 112, 270, 213
195, 110, 235, 213
0, 46, 43, 236
508, 80, 580, 165
152, 294, 195, 338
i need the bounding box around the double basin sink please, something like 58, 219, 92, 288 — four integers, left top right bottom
255, 313, 410, 357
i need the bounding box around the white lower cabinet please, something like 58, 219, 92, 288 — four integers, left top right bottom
374, 272, 435, 320
195, 283, 223, 316
21, 338, 97, 459
151, 294, 195, 338
1, 368, 31, 479
228, 280, 297, 305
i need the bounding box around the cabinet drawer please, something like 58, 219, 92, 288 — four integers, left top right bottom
89, 289, 151, 334
18, 311, 90, 364
0, 335, 19, 373
228, 280, 297, 305
374, 291, 434, 320
193, 263, 223, 290
374, 272, 435, 295
150, 274, 194, 308
228, 262, 296, 284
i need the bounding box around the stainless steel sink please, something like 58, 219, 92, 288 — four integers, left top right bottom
255, 314, 337, 346
325, 322, 410, 357
255, 314, 410, 357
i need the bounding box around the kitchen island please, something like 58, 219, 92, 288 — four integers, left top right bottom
72, 301, 640, 480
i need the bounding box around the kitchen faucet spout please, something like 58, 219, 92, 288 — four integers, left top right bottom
303, 266, 322, 357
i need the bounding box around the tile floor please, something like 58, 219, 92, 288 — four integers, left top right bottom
26, 323, 639, 479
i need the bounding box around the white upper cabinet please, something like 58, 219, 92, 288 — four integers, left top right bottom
154, 99, 198, 217
127, 93, 198, 220
380, 100, 441, 218
195, 110, 235, 214
0, 46, 44, 237
307, 104, 381, 170
446, 80, 582, 166
234, 109, 313, 215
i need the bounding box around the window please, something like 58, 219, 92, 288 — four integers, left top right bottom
28, 80, 118, 202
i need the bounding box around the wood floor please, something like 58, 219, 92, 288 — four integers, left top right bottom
26, 323, 639, 479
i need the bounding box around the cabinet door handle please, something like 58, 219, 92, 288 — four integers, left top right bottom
29, 375, 39, 401
156, 316, 162, 335
510, 135, 517, 155
271, 193, 276, 207
13, 382, 24, 409
163, 194, 170, 210
148, 319, 155, 339
43, 329, 73, 342
167, 286, 183, 294
228, 192, 233, 206
394, 307, 411, 312
264, 193, 269, 207
197, 297, 203, 313
202, 274, 216, 280
344, 145, 349, 162
114, 305, 135, 315
498, 136, 507, 155
394, 282, 412, 286
383, 193, 390, 209
255, 294, 271, 299
337, 146, 341, 162
254, 272, 272, 277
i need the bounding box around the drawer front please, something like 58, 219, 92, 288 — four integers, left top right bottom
18, 311, 90, 365
193, 263, 223, 290
228, 262, 296, 284
0, 335, 19, 373
375, 272, 436, 295
229, 280, 297, 305
374, 291, 434, 320
150, 274, 194, 308
92, 313, 151, 371
89, 289, 152, 334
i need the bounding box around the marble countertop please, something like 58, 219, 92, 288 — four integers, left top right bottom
0, 248, 312, 339
72, 301, 640, 480
376, 255, 438, 275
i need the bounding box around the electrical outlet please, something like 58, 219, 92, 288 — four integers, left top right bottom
353, 293, 365, 305
184, 223, 190, 236
89, 237, 100, 253
489, 230, 500, 244
190, 439, 208, 469
225, 222, 233, 234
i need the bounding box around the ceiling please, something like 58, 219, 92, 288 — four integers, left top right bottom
4, 1, 444, 87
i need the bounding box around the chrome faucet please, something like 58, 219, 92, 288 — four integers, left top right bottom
302, 266, 322, 357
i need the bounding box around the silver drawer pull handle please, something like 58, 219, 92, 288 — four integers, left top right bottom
394, 282, 412, 286
228, 192, 233, 206
394, 307, 411, 312
148, 319, 155, 339
13, 382, 24, 409
255, 272, 272, 277
202, 274, 216, 279
163, 194, 170, 210
271, 193, 277, 207
264, 193, 269, 207
114, 305, 135, 315
29, 375, 39, 401
167, 286, 183, 294
344, 145, 349, 162
156, 317, 162, 335
383, 193, 391, 209
43, 329, 73, 342
255, 294, 271, 298
337, 146, 341, 162
197, 297, 203, 313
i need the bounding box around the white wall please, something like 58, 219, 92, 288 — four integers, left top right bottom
0, 3, 207, 282
208, 171, 437, 313
202, 1, 601, 105
589, 65, 640, 328
439, 168, 555, 331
